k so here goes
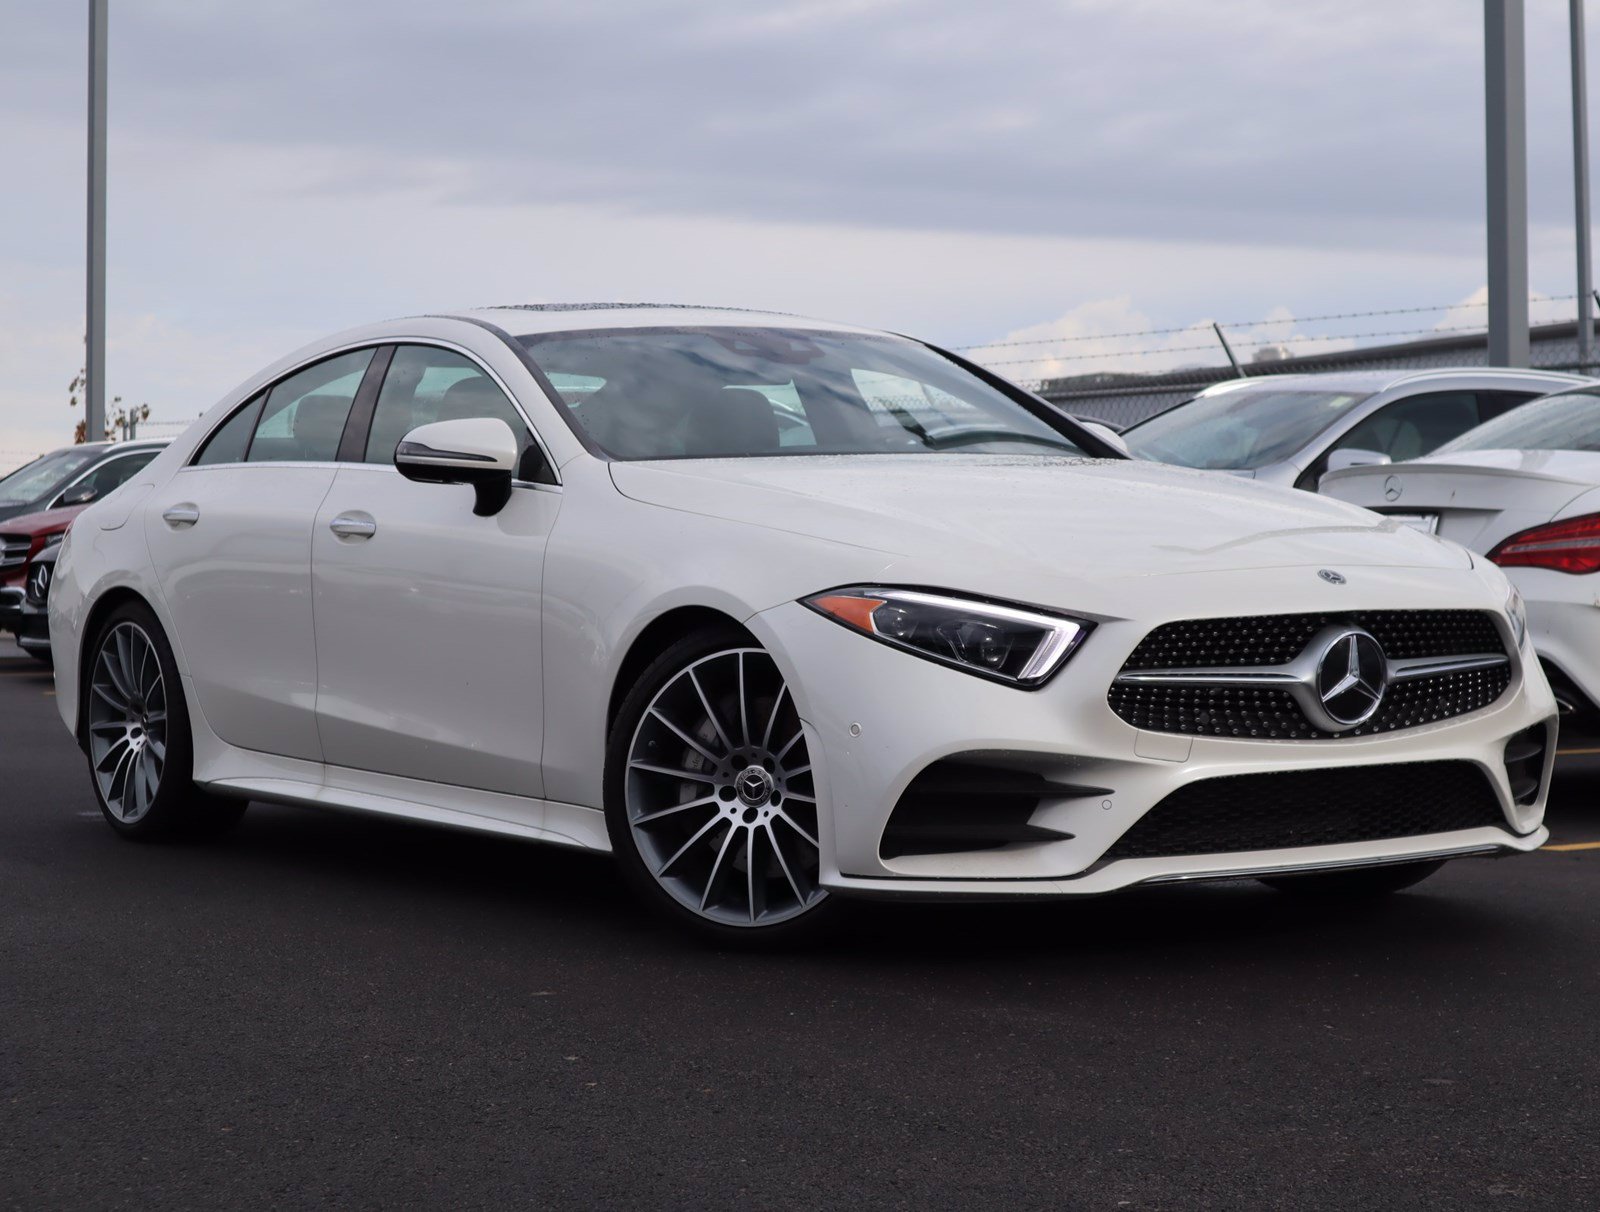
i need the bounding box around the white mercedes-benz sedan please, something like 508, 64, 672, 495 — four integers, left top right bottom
49, 304, 1555, 942
1322, 385, 1600, 723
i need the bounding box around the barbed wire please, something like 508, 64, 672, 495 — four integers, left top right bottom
981, 322, 1514, 368
956, 294, 1582, 353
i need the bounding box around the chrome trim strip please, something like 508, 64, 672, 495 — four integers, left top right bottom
1132, 842, 1511, 885
1117, 652, 1510, 688
1114, 667, 1302, 687
1388, 653, 1510, 681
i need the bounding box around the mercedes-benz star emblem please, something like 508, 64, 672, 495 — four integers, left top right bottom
736, 766, 774, 806
1383, 475, 1403, 502
1318, 569, 1346, 585
1312, 629, 1388, 730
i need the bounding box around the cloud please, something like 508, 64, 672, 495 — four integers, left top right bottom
2, 1, 1597, 453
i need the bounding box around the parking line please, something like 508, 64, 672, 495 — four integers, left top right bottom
1544, 841, 1600, 852
1556, 747, 1600, 756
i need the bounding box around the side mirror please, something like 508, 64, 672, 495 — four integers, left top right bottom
1078, 420, 1131, 458
395, 417, 518, 517
58, 483, 98, 507
1324, 447, 1391, 475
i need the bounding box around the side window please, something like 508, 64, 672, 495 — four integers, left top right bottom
1480, 390, 1541, 421
365, 345, 550, 481
247, 349, 374, 464
1333, 391, 1480, 462
194, 395, 263, 465
85, 450, 158, 495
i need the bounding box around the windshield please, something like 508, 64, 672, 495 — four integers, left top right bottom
0, 448, 100, 506
1433, 390, 1600, 454
1125, 386, 1373, 470
518, 327, 1090, 460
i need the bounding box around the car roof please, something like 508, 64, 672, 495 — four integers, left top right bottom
446, 302, 885, 338
31, 439, 168, 458
1198, 367, 1591, 395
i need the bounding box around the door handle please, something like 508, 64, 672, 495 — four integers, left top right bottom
329, 512, 377, 540
162, 504, 200, 529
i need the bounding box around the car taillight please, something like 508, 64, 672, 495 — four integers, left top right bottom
1487, 512, 1600, 574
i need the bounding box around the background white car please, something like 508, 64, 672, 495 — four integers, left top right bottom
1123, 368, 1588, 488
48, 305, 1555, 942
1322, 386, 1600, 721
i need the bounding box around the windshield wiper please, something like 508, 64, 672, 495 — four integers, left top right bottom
923, 428, 1079, 452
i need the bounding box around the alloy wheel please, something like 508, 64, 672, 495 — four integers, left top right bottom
625, 647, 824, 927
87, 621, 168, 824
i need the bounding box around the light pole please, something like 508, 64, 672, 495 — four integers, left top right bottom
85, 0, 107, 442
1574, 0, 1594, 371
1486, 0, 1530, 367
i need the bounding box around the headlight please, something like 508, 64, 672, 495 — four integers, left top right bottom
1506, 584, 1528, 650
802, 587, 1091, 687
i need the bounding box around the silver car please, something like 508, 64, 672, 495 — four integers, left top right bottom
1122, 368, 1589, 490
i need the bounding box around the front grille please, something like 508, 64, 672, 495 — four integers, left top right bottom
0, 534, 28, 571
1109, 611, 1511, 740
1102, 762, 1507, 862
1118, 610, 1504, 670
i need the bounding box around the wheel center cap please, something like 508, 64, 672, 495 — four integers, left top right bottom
734, 764, 774, 807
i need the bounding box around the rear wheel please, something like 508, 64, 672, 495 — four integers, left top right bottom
1259, 859, 1444, 897
84, 601, 246, 840
605, 630, 840, 945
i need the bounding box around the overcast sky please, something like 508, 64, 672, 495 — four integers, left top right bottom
1, 0, 1597, 459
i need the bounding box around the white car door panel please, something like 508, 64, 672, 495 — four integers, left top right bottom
144, 464, 335, 761
311, 466, 559, 798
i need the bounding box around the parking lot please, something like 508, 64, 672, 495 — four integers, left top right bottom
2, 638, 1598, 1209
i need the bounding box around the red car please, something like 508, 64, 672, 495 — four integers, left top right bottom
0, 441, 166, 636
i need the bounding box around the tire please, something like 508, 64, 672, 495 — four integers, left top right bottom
1259, 859, 1444, 898
604, 628, 842, 946
82, 600, 247, 841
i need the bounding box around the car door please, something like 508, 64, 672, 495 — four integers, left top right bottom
144, 347, 379, 762
310, 342, 562, 798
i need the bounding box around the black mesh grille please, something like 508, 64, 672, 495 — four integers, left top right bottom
1109, 611, 1510, 740
1119, 610, 1504, 670
1103, 762, 1508, 862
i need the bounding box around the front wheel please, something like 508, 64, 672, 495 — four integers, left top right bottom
84, 601, 246, 840
604, 630, 841, 945
1259, 859, 1444, 897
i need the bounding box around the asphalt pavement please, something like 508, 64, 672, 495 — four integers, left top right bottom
2, 639, 1598, 1210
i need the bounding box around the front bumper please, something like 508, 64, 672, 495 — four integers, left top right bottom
750, 579, 1555, 901
0, 586, 21, 633
14, 601, 50, 656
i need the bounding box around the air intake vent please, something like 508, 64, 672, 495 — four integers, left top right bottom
1503, 724, 1551, 807
881, 757, 1108, 860
1102, 762, 1506, 862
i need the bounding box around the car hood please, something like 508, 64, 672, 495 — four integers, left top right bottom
609, 455, 1472, 580
0, 503, 83, 535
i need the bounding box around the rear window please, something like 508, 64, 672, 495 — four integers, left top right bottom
1433, 390, 1600, 454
